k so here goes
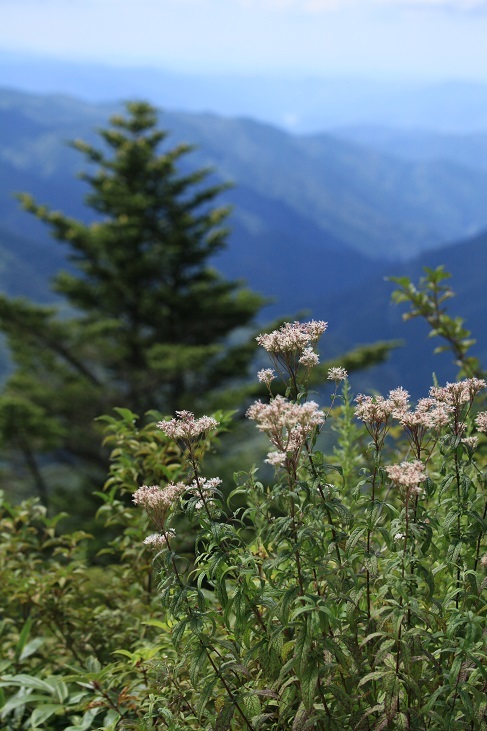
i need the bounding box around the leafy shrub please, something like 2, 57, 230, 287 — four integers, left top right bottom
0, 410, 194, 730
131, 320, 487, 730
1, 272, 486, 730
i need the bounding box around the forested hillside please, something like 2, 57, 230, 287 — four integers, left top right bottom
3, 88, 487, 264
313, 232, 487, 395
2, 48, 487, 731
0, 89, 486, 394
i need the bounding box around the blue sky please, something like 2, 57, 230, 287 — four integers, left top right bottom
2, 0, 487, 80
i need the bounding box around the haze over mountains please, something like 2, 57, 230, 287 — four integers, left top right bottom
5, 52, 487, 134
0, 78, 486, 395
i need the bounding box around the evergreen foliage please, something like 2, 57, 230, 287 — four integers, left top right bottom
0, 102, 266, 506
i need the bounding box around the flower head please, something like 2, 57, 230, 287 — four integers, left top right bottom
299, 347, 320, 368
265, 450, 287, 467
158, 411, 219, 442
257, 368, 276, 386
461, 436, 478, 450
412, 398, 451, 430
385, 460, 426, 495
476, 411, 487, 434
327, 366, 348, 383
256, 320, 327, 355
186, 476, 222, 496
355, 394, 393, 426
143, 530, 175, 550
430, 378, 486, 408
247, 395, 324, 459
133, 482, 186, 526
184, 477, 223, 510
395, 396, 452, 456
388, 387, 410, 416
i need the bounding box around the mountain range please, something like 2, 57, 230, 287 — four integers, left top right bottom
312, 232, 487, 396
5, 53, 487, 134
0, 87, 485, 395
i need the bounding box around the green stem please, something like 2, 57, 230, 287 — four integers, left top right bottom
474, 500, 487, 572
306, 445, 342, 569
394, 491, 410, 720
366, 459, 379, 623
164, 532, 255, 731
454, 449, 462, 610
289, 492, 305, 597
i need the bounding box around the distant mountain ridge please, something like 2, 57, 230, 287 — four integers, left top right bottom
4, 53, 487, 134
0, 88, 486, 394
312, 232, 487, 396
3, 88, 487, 267
333, 126, 487, 171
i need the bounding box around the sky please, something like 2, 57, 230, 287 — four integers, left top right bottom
1, 0, 487, 80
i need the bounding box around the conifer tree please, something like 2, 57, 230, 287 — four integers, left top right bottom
0, 102, 265, 505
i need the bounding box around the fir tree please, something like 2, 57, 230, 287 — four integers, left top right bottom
0, 102, 265, 505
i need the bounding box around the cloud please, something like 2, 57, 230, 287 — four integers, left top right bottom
378, 0, 487, 8
255, 0, 352, 7
249, 0, 487, 10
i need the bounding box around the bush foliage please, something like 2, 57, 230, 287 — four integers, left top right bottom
0, 271, 486, 730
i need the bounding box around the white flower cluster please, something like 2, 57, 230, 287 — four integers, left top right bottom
143, 530, 175, 550
476, 411, 487, 434
385, 460, 427, 495
186, 477, 223, 508
257, 368, 276, 386
133, 482, 186, 525
397, 397, 452, 431
430, 378, 486, 407
355, 394, 394, 426
256, 320, 327, 355
247, 394, 324, 463
158, 410, 219, 441
327, 367, 348, 383
299, 347, 320, 368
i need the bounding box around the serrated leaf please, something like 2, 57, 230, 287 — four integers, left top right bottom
292, 703, 310, 731
294, 620, 311, 677
300, 661, 319, 711
190, 647, 208, 687
346, 526, 366, 551
215, 701, 235, 731
243, 693, 262, 719
196, 676, 218, 718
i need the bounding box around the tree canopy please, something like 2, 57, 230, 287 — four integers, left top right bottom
0, 101, 266, 506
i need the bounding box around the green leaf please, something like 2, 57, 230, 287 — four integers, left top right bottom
1, 693, 52, 716
215, 701, 235, 731
294, 619, 311, 678
19, 637, 45, 662
190, 647, 208, 687
111, 406, 138, 422
31, 704, 64, 728
14, 619, 33, 662
358, 670, 390, 687
0, 674, 55, 693
300, 662, 320, 711
64, 708, 103, 731
196, 676, 218, 718
243, 693, 262, 719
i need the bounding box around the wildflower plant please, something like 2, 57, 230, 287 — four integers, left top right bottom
133, 319, 487, 730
